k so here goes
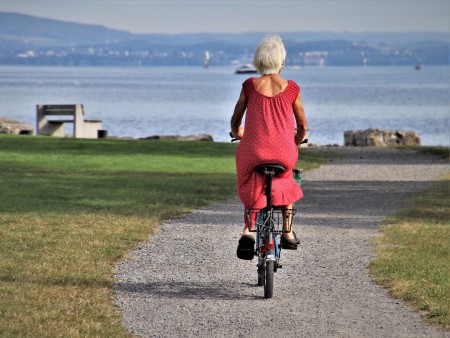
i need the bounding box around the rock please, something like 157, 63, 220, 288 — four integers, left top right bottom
344, 128, 421, 147
142, 135, 179, 140
178, 134, 214, 141
0, 117, 34, 135
141, 134, 214, 142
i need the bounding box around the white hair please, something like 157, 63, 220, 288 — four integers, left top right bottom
253, 34, 287, 75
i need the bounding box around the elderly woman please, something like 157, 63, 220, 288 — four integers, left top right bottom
230, 34, 308, 260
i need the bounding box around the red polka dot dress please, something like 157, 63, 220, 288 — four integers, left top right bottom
236, 77, 303, 210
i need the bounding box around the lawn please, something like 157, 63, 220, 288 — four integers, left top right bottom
0, 135, 323, 337
370, 148, 450, 330
3, 135, 446, 335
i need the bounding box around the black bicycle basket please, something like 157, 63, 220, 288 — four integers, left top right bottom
244, 208, 297, 233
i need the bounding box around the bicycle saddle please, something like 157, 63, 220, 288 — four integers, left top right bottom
255, 164, 286, 175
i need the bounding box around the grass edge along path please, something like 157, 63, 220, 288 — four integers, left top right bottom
0, 135, 324, 337
369, 147, 450, 331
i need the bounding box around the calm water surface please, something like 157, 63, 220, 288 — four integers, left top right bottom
0, 65, 449, 145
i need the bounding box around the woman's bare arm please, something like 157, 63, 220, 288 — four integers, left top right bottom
293, 93, 308, 145
230, 89, 247, 138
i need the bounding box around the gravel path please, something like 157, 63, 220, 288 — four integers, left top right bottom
115, 147, 449, 338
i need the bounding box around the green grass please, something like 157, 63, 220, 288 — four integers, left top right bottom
369, 166, 450, 330
0, 135, 324, 337
413, 146, 450, 159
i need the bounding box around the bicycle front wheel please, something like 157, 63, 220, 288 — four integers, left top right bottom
264, 260, 274, 298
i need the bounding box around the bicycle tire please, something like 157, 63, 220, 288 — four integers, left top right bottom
258, 272, 264, 287
264, 260, 274, 298
257, 260, 264, 286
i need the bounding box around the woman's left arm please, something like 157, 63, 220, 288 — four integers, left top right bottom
230, 89, 247, 139
293, 93, 308, 145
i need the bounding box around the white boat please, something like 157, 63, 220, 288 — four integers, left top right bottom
204, 51, 210, 68
235, 64, 257, 74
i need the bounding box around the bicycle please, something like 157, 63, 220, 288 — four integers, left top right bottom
231, 133, 306, 298
244, 164, 299, 298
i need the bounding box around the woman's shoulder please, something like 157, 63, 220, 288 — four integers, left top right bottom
242, 77, 255, 96
287, 79, 300, 90
242, 77, 255, 86
285, 80, 300, 98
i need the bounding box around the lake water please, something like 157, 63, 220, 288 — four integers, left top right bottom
0, 65, 449, 145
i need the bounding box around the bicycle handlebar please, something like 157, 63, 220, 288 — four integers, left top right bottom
229, 132, 308, 145
229, 132, 239, 142
300, 138, 309, 145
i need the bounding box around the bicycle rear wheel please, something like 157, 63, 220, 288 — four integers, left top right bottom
258, 271, 264, 287
264, 260, 274, 298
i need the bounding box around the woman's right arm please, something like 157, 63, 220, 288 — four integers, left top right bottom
230, 89, 247, 139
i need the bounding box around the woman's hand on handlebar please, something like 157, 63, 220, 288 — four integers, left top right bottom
229, 132, 239, 142
230, 127, 244, 141
294, 128, 308, 146
295, 138, 308, 146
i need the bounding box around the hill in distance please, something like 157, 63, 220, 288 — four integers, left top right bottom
0, 12, 449, 66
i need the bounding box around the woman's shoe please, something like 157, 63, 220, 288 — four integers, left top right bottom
292, 231, 300, 244
281, 232, 300, 250
236, 234, 255, 260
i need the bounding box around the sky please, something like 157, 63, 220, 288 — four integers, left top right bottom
0, 0, 449, 34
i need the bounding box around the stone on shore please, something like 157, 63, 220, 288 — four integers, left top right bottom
0, 117, 34, 135
140, 134, 214, 142
344, 128, 421, 147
